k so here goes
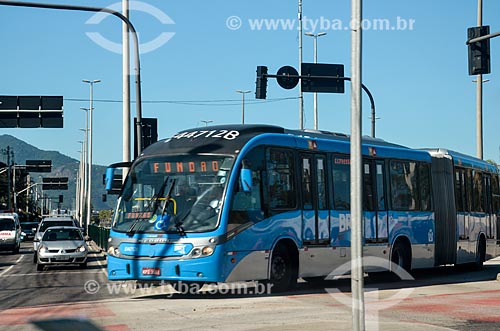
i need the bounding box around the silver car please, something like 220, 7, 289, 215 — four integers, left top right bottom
33, 217, 79, 262
36, 226, 88, 271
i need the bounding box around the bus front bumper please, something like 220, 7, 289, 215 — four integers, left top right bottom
107, 254, 222, 282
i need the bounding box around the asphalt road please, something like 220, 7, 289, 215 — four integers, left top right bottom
0, 241, 127, 310
1, 242, 500, 331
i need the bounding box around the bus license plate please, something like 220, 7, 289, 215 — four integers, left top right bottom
142, 267, 161, 276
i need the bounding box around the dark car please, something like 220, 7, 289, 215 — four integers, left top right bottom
20, 221, 39, 241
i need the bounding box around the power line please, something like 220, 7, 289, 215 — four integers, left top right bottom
64, 97, 298, 107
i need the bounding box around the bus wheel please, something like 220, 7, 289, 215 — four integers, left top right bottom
270, 244, 295, 293
391, 241, 411, 278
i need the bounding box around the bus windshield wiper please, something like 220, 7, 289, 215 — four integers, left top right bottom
126, 177, 174, 236
173, 218, 186, 236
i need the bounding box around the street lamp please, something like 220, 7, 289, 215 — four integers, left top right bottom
200, 120, 213, 127
236, 90, 251, 124
82, 79, 100, 234
79, 109, 88, 228
305, 31, 327, 130
76, 140, 85, 226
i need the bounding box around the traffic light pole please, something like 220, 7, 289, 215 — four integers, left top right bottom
476, 0, 483, 160
467, 31, 500, 44
465, 7, 499, 159
262, 73, 377, 137
0, 0, 143, 156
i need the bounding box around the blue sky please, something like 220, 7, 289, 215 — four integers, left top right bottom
0, 0, 499, 166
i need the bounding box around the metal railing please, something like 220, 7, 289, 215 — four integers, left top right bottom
88, 224, 110, 250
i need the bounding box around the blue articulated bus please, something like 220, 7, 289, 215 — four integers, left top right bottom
106, 124, 500, 292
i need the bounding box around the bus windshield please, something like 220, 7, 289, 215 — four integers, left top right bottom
112, 155, 233, 234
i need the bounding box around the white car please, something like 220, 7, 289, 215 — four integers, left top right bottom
33, 216, 79, 262
0, 212, 24, 254
36, 226, 88, 271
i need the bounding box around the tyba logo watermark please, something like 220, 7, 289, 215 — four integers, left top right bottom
325, 256, 415, 331
85, 1, 175, 54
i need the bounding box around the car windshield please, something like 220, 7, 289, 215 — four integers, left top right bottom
39, 220, 75, 232
112, 154, 233, 234
0, 219, 15, 231
43, 228, 83, 241
21, 222, 38, 230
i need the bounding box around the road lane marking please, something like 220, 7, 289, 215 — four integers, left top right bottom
0, 265, 15, 277
0, 254, 25, 277
94, 252, 108, 277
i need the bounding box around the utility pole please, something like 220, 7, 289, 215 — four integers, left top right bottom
350, 0, 365, 329
476, 0, 483, 159
82, 79, 101, 234
236, 90, 251, 124
305, 32, 327, 130
298, 0, 304, 130
6, 146, 12, 210
122, 0, 130, 180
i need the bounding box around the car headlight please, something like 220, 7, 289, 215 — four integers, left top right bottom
107, 245, 121, 257
77, 245, 87, 253
39, 245, 48, 254
190, 246, 215, 258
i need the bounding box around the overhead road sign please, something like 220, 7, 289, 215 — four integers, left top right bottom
26, 160, 52, 173
301, 63, 345, 93
42, 177, 68, 190
0, 95, 63, 128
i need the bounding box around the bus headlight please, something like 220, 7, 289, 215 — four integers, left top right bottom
107, 245, 121, 257
202, 246, 214, 256
190, 246, 215, 258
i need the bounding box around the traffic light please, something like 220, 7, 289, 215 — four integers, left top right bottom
255, 66, 268, 99
468, 26, 491, 75
134, 117, 158, 158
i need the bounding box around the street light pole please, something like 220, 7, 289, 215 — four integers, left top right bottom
305, 32, 327, 130
476, 0, 483, 159
75, 145, 82, 222
82, 79, 100, 235
236, 90, 251, 124
122, 0, 131, 180
79, 110, 89, 228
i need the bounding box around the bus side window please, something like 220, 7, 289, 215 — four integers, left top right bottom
332, 155, 350, 210
267, 149, 296, 210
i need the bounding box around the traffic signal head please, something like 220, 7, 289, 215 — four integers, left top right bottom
255, 66, 268, 99
468, 26, 491, 75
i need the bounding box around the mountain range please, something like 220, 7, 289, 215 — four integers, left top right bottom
0, 134, 115, 212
